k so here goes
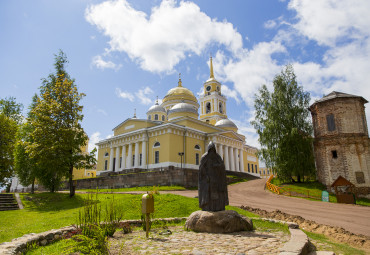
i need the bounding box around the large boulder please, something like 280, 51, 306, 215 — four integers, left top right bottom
185, 210, 253, 233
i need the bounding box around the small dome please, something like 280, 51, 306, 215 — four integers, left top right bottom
169, 102, 198, 114
147, 101, 166, 114
215, 118, 237, 129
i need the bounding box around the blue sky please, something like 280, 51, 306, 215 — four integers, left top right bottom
1, 0, 369, 152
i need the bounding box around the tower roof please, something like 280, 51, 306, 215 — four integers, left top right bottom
312, 91, 368, 106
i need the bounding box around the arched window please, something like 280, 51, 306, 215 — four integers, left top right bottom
153, 142, 160, 147
104, 152, 109, 157
195, 153, 200, 165
194, 144, 200, 150
148, 115, 151, 120
219, 102, 223, 114
154, 114, 159, 120
162, 115, 165, 121
206, 102, 211, 113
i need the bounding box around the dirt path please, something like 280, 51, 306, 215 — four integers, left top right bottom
160, 179, 370, 237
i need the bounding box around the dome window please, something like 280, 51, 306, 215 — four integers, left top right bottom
206, 86, 211, 91
148, 115, 151, 120
162, 115, 165, 121
153, 142, 160, 148
155, 114, 159, 120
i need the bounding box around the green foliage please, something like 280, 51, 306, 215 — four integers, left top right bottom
0, 113, 18, 186
0, 96, 23, 124
252, 65, 315, 182
27, 51, 96, 194
13, 123, 38, 192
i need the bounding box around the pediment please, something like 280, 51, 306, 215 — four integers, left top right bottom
113, 118, 158, 135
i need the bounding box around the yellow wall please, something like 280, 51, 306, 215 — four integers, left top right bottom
174, 119, 220, 133
114, 120, 157, 136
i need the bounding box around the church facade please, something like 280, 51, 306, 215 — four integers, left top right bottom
96, 58, 259, 175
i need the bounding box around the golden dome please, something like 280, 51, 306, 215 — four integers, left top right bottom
162, 75, 198, 104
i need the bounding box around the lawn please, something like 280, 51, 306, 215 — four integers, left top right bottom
0, 192, 258, 243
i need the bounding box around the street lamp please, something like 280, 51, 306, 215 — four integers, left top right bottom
178, 152, 184, 169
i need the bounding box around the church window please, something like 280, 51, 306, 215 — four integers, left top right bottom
248, 163, 250, 172
206, 86, 211, 91
206, 120, 209, 123
196, 153, 200, 165
148, 115, 151, 120
155, 114, 159, 120
255, 165, 258, 172
331, 150, 338, 159
194, 144, 200, 150
154, 142, 160, 147
219, 102, 223, 113
206, 102, 211, 113
132, 155, 135, 167
162, 115, 165, 121
140, 153, 142, 166
326, 114, 336, 131
355, 172, 365, 184
113, 158, 116, 171
251, 164, 254, 173
119, 157, 122, 168
104, 152, 109, 157
104, 160, 108, 170
155, 151, 159, 164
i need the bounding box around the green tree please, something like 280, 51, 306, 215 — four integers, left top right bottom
0, 114, 17, 186
0, 97, 23, 186
28, 51, 96, 196
0, 96, 23, 124
252, 65, 315, 182
14, 95, 39, 193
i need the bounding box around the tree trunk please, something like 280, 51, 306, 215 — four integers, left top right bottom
297, 174, 301, 183
31, 178, 35, 194
69, 164, 75, 198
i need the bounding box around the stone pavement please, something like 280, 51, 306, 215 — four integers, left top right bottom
109, 226, 290, 255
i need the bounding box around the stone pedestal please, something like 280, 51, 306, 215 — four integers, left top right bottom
185, 210, 253, 233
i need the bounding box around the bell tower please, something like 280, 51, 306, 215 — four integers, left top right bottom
199, 56, 227, 125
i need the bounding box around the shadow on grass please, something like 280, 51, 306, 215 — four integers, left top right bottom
21, 192, 88, 212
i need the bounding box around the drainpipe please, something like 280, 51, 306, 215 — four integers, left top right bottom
183, 128, 186, 169
146, 129, 149, 170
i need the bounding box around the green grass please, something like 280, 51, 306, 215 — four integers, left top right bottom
0, 192, 259, 243
76, 185, 186, 193
304, 231, 366, 255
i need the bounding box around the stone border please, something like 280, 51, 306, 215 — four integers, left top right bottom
0, 216, 315, 255
14, 193, 23, 210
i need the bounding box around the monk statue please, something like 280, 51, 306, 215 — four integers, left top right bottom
198, 141, 229, 211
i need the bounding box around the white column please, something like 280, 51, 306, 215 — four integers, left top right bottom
224, 145, 229, 170
121, 145, 126, 170
142, 140, 146, 169
127, 143, 132, 168
240, 148, 244, 172
134, 142, 139, 168
109, 147, 114, 171
219, 144, 223, 160
235, 148, 240, 172
115, 147, 120, 171
229, 146, 235, 171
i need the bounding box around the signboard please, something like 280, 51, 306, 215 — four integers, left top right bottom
322, 191, 329, 202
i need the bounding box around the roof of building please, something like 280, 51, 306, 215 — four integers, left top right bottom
162, 77, 198, 104
168, 102, 198, 114
215, 118, 238, 129
311, 91, 368, 106
147, 101, 166, 114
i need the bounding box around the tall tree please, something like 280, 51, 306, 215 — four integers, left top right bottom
14, 95, 39, 193
28, 51, 96, 196
0, 97, 23, 186
252, 65, 315, 182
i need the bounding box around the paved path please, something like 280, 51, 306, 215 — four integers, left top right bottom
160, 179, 370, 237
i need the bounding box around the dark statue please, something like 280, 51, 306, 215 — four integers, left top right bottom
198, 141, 229, 211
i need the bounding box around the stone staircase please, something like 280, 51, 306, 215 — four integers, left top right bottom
0, 194, 19, 211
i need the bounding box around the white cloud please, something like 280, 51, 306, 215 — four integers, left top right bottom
135, 86, 154, 105
116, 88, 134, 102
85, 0, 242, 73
97, 109, 108, 116
92, 55, 121, 70
221, 85, 240, 104
88, 132, 101, 154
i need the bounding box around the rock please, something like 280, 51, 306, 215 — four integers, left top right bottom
185, 210, 253, 233
39, 239, 48, 246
